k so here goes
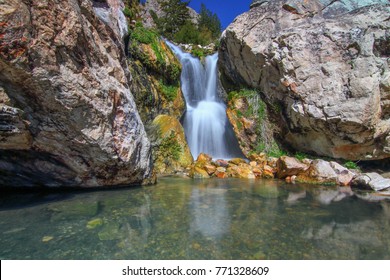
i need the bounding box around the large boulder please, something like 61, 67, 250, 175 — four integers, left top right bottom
0, 0, 153, 187
219, 0, 390, 161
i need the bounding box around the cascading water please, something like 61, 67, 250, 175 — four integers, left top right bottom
166, 41, 243, 159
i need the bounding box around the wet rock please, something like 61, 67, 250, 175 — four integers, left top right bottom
197, 153, 212, 163
228, 158, 247, 165
86, 218, 103, 230
48, 200, 99, 222
215, 167, 228, 178
276, 156, 309, 179
262, 165, 275, 179
204, 164, 217, 176
252, 166, 263, 178
42, 236, 54, 242
189, 166, 210, 179
248, 153, 268, 164
267, 158, 278, 169
215, 159, 229, 168
98, 223, 121, 241
226, 164, 255, 179
351, 173, 390, 191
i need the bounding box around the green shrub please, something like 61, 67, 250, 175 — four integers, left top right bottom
160, 131, 182, 161
268, 143, 288, 158
130, 24, 159, 45
190, 47, 206, 59
159, 80, 178, 102
166, 63, 181, 83
123, 7, 133, 18
344, 161, 360, 170
295, 152, 310, 161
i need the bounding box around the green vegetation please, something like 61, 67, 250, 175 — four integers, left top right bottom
130, 23, 159, 44
344, 161, 360, 170
295, 152, 310, 161
129, 22, 181, 83
157, 0, 191, 38
190, 46, 206, 59
152, 0, 222, 46
228, 89, 266, 121
229, 88, 286, 157
160, 131, 182, 161
122, 0, 142, 22
159, 80, 178, 102
198, 3, 222, 40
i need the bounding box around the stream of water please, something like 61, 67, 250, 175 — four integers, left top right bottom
0, 178, 389, 259
165, 42, 243, 159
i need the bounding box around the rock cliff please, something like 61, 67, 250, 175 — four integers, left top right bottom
219, 0, 390, 161
0, 0, 154, 187
127, 25, 193, 173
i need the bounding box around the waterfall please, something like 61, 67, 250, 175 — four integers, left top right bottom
166, 41, 243, 160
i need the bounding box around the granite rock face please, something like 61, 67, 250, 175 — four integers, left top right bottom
220, 0, 390, 161
0, 0, 154, 187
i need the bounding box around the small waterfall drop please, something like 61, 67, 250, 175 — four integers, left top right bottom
166, 41, 243, 160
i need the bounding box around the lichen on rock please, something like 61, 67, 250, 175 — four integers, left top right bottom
150, 115, 193, 174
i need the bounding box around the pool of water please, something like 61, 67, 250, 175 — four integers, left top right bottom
0, 178, 389, 259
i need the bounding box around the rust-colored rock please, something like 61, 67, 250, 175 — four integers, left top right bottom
276, 156, 309, 179
263, 165, 275, 179
197, 153, 212, 163
189, 166, 210, 179
204, 164, 217, 176
229, 158, 247, 165
215, 167, 228, 178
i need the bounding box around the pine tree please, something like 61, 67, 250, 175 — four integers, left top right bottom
198, 3, 221, 40
157, 0, 190, 39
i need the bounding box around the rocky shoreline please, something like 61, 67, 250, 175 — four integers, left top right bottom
186, 153, 390, 195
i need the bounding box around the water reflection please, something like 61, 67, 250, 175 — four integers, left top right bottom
0, 178, 389, 259
190, 187, 230, 238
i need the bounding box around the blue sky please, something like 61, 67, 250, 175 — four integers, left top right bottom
188, 0, 252, 29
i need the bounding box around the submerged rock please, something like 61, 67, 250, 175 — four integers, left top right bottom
0, 0, 153, 187
86, 218, 104, 230
219, 0, 390, 161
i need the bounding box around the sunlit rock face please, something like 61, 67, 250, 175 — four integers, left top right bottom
220, 0, 390, 161
0, 0, 154, 187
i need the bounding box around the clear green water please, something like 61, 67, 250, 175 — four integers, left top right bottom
0, 178, 389, 259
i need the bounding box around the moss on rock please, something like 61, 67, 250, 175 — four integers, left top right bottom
151, 115, 193, 174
